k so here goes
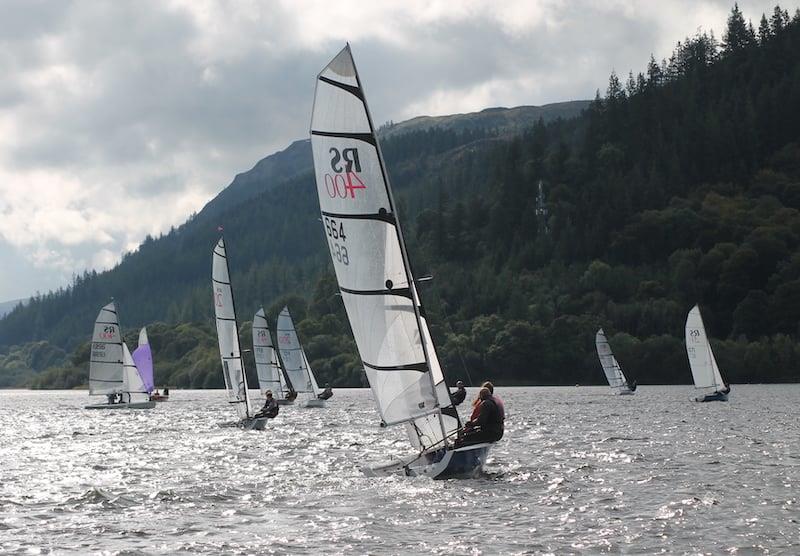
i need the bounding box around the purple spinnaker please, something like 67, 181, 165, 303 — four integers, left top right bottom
132, 342, 154, 394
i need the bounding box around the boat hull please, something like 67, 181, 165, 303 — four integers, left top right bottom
85, 401, 156, 410
150, 394, 169, 402
304, 398, 326, 408
618, 389, 635, 396
366, 443, 492, 480
696, 391, 729, 402
218, 417, 270, 430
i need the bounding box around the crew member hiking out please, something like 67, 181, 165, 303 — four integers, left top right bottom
456, 387, 504, 447
450, 380, 467, 406
255, 390, 279, 419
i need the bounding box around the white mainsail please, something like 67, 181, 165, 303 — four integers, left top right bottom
276, 307, 318, 395
595, 328, 629, 390
89, 302, 124, 395
310, 45, 459, 451
212, 237, 252, 420
253, 307, 286, 397
121, 343, 150, 404
685, 305, 726, 390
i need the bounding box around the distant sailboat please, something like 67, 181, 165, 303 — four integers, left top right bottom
253, 307, 295, 405
685, 305, 730, 402
276, 307, 325, 408
595, 328, 636, 395
132, 327, 163, 401
85, 302, 155, 410
212, 237, 268, 429
309, 45, 490, 478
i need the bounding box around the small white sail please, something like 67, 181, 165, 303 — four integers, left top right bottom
310, 45, 459, 452
685, 305, 726, 390
595, 328, 629, 391
212, 237, 252, 420
253, 308, 286, 397
121, 343, 151, 404
276, 307, 318, 395
88, 302, 124, 395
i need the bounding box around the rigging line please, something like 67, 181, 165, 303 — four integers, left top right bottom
430, 290, 474, 388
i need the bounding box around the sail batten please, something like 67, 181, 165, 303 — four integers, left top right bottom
310, 45, 458, 450
212, 237, 252, 420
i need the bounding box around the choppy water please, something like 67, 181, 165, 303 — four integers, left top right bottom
0, 386, 798, 554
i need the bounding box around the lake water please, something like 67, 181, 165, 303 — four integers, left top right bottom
0, 386, 798, 554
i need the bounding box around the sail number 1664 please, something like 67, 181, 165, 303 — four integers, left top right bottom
324, 216, 349, 265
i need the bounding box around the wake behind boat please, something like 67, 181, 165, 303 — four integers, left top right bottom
595, 328, 636, 395
685, 305, 731, 402
85, 302, 155, 410
212, 237, 269, 430
309, 45, 492, 478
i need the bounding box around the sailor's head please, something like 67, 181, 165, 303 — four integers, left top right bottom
481, 381, 494, 393
265, 390, 273, 398
456, 380, 464, 388
479, 387, 491, 400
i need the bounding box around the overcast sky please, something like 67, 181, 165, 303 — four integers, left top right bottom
0, 0, 782, 302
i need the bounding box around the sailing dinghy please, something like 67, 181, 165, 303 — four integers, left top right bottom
595, 329, 636, 395
309, 45, 490, 478
132, 327, 164, 401
212, 237, 268, 429
253, 307, 296, 405
276, 307, 325, 408
85, 302, 155, 409
685, 305, 730, 402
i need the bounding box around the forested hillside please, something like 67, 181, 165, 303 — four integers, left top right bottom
4, 4, 800, 389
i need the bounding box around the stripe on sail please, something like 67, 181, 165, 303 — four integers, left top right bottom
318, 75, 364, 100
340, 286, 413, 299
320, 210, 396, 225
363, 361, 428, 373
310, 130, 377, 146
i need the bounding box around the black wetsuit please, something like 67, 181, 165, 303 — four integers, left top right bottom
459, 397, 504, 446
451, 388, 467, 406
256, 398, 279, 418
318, 388, 333, 400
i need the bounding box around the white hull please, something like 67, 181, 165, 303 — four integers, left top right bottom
617, 389, 635, 396
85, 401, 156, 410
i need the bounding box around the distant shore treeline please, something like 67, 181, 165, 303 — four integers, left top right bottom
2, 4, 800, 388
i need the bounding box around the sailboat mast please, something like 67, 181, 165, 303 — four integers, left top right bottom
349, 47, 449, 443
221, 235, 251, 419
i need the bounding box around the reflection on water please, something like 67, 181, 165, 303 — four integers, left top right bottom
0, 386, 798, 554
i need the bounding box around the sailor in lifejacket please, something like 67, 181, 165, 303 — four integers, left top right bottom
455, 387, 504, 447
450, 380, 467, 406
255, 390, 279, 419
317, 383, 333, 400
